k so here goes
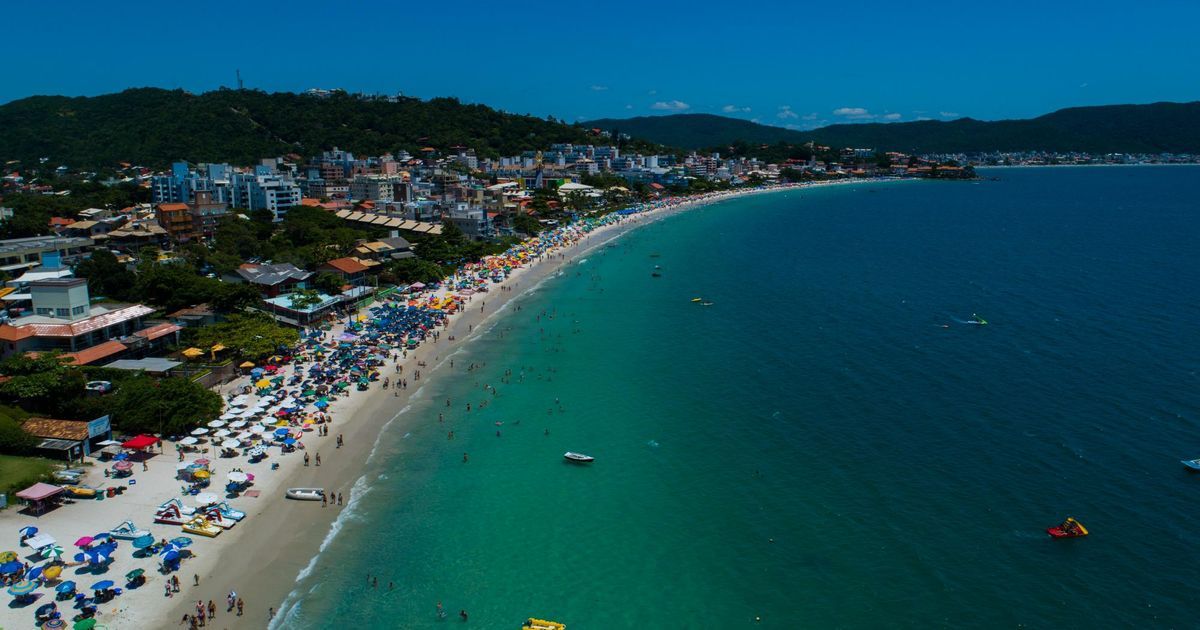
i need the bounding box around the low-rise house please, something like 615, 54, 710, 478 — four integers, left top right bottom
225, 263, 312, 298
319, 257, 370, 286
352, 235, 415, 262
0, 279, 157, 363
22, 415, 113, 461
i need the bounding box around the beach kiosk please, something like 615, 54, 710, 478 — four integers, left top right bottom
15, 482, 64, 516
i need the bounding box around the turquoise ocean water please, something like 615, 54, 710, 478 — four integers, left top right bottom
276, 166, 1199, 628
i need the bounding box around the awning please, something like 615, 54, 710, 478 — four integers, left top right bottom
120, 435, 158, 450
16, 483, 64, 501
181, 347, 204, 358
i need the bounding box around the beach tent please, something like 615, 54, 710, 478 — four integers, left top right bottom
16, 483, 64, 516
121, 435, 158, 450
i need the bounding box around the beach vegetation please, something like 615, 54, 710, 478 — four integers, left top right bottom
0, 454, 57, 497
188, 313, 299, 361
101, 374, 223, 436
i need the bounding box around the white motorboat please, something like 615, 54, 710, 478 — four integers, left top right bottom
563, 452, 594, 463
285, 488, 325, 501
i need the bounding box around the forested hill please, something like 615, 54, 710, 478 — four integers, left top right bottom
586, 102, 1200, 153
0, 88, 602, 167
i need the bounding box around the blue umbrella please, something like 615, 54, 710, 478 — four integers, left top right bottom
314, 400, 328, 409
273, 428, 289, 437
26, 566, 43, 581
55, 581, 76, 593
168, 537, 192, 548
131, 535, 154, 550
159, 550, 180, 564
90, 580, 114, 591
113, 453, 129, 461
0, 561, 22, 574
18, 526, 37, 537
72, 553, 86, 564
91, 533, 112, 542
282, 437, 297, 446
158, 544, 180, 557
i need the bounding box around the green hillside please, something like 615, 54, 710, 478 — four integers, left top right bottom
587, 102, 1200, 153
0, 88, 602, 167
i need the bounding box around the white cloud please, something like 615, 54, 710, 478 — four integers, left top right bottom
939, 111, 960, 118
590, 85, 608, 91
882, 113, 901, 121
833, 107, 870, 117
722, 104, 751, 114
777, 105, 799, 120
651, 100, 690, 111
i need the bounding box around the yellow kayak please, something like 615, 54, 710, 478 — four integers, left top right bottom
522, 619, 565, 630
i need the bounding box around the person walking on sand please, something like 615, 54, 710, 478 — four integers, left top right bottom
208, 599, 216, 620
322, 494, 327, 508
315, 452, 321, 466
304, 453, 310, 466
193, 574, 200, 586
237, 597, 244, 616
338, 492, 344, 505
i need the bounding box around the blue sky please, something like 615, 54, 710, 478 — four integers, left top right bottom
6, 0, 1199, 128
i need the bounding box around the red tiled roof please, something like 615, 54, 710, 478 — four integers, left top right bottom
157, 203, 189, 211
0, 325, 35, 341
134, 322, 181, 341
18, 304, 154, 338
300, 198, 322, 207
60, 340, 127, 365
322, 257, 368, 275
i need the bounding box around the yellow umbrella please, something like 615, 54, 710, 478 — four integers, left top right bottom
182, 347, 204, 359
192, 470, 210, 479
0, 551, 16, 563
42, 564, 62, 580
239, 361, 256, 369
255, 379, 271, 389
210, 344, 227, 352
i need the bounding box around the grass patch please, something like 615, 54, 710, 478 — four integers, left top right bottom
0, 454, 58, 500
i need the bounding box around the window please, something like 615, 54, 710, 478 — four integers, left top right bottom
72, 305, 87, 315
56, 308, 70, 317
36, 307, 52, 316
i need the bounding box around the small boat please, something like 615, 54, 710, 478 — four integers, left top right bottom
285, 488, 325, 501
1182, 459, 1200, 471
690, 298, 702, 303
523, 619, 566, 630
181, 516, 221, 538
564, 452, 594, 463
108, 521, 150, 540
1046, 517, 1088, 538
968, 313, 988, 325
701, 302, 713, 306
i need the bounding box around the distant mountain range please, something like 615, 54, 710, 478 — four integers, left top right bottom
0, 88, 604, 168
585, 102, 1200, 154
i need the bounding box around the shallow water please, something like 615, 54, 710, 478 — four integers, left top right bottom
277, 166, 1200, 628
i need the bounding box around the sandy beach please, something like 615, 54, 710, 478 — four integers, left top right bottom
0, 180, 872, 629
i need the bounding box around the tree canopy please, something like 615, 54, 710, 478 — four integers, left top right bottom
188, 313, 299, 361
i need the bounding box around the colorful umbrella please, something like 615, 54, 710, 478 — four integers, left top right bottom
40, 545, 63, 560
73, 536, 93, 548
8, 580, 37, 596
43, 618, 66, 629
169, 537, 192, 548
73, 619, 97, 630
0, 550, 17, 563
113, 461, 133, 470
90, 579, 114, 591
42, 565, 62, 580
0, 561, 24, 574
192, 470, 210, 479
18, 526, 37, 538
194, 458, 211, 466
54, 581, 76, 593
131, 535, 154, 550
125, 568, 144, 581
26, 565, 43, 581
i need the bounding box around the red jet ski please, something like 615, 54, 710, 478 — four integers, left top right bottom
1047, 517, 1089, 538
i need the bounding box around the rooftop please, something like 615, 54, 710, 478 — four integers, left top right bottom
22, 418, 91, 441
236, 263, 313, 286
102, 357, 182, 373
0, 235, 91, 255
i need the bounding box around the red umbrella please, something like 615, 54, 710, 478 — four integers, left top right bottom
74, 536, 94, 547
113, 461, 133, 470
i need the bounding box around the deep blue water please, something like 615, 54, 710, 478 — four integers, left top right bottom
277, 166, 1200, 628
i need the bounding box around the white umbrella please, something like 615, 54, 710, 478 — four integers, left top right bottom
230, 395, 248, 405
234, 431, 252, 440
193, 494, 219, 506
213, 429, 232, 438
220, 438, 242, 449
207, 420, 227, 428
228, 420, 248, 429
190, 428, 209, 436
239, 409, 259, 418
179, 437, 199, 445
227, 472, 249, 484
250, 426, 270, 434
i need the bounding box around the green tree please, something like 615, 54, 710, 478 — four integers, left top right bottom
191, 313, 299, 361
73, 249, 135, 301
105, 376, 223, 435
0, 353, 85, 414
312, 272, 344, 295
512, 213, 544, 235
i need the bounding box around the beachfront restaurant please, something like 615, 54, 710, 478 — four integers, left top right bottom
20, 415, 113, 462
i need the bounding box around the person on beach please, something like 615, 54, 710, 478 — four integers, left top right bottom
304, 453, 310, 466
315, 452, 321, 466
269, 607, 275, 620
338, 492, 344, 505
322, 494, 327, 507
237, 597, 244, 616
193, 574, 200, 586
208, 599, 216, 620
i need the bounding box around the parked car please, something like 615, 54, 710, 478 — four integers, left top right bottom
85, 380, 113, 393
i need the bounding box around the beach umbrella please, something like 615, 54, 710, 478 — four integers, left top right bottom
131, 535, 154, 550
113, 461, 133, 471
73, 619, 97, 630
273, 428, 289, 437
91, 533, 112, 543
190, 427, 209, 436
169, 537, 192, 548
90, 580, 113, 591
42, 565, 62, 580
194, 493, 219, 506
255, 378, 271, 389
26, 565, 43, 581
246, 446, 265, 458
73, 536, 94, 548
219, 412, 239, 420
35, 602, 56, 617
228, 420, 247, 429
40, 545, 63, 560
179, 437, 199, 446
192, 470, 210, 479
8, 580, 36, 596
54, 581, 76, 593
282, 437, 297, 446
221, 438, 241, 449
213, 429, 231, 438
43, 619, 67, 630
228, 471, 248, 484
125, 568, 144, 581
207, 420, 227, 428
194, 458, 211, 466
0, 550, 16, 563
18, 526, 38, 538
113, 452, 129, 461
